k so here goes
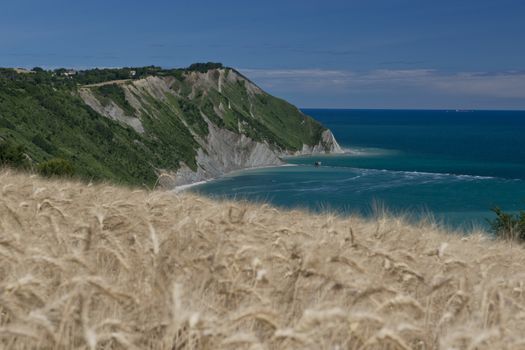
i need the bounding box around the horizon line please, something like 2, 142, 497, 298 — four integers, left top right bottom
300, 107, 525, 112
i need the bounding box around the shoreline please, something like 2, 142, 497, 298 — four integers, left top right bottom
171, 163, 298, 193
171, 149, 362, 193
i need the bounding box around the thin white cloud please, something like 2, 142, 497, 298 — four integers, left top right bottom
431, 72, 525, 99
365, 69, 435, 80
239, 68, 525, 99
240, 68, 351, 79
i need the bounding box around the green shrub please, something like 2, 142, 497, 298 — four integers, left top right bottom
37, 158, 75, 177
0, 140, 29, 168
489, 207, 525, 241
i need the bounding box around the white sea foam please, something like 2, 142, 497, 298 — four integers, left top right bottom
340, 147, 398, 156
172, 180, 211, 193
321, 166, 498, 181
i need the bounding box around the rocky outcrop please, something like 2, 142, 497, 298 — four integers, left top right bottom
293, 129, 344, 155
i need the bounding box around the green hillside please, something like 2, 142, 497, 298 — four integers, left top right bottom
0, 64, 328, 186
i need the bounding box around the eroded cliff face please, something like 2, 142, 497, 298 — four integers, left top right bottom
78, 88, 145, 133
161, 126, 284, 187
78, 68, 343, 187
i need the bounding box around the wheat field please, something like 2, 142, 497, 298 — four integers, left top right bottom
1, 170, 525, 349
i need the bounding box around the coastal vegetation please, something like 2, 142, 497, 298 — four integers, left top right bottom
0, 170, 524, 349
0, 73, 161, 185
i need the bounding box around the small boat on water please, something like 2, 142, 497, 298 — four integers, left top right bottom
314, 161, 322, 167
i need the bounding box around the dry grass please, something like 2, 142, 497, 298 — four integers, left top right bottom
1, 170, 525, 349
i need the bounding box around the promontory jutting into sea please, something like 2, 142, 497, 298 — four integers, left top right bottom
193, 108, 525, 229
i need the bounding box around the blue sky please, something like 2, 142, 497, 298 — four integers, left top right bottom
1, 0, 525, 109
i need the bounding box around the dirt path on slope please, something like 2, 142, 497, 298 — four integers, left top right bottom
82, 79, 131, 88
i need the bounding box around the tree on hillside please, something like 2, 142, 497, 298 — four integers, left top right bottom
187, 62, 224, 72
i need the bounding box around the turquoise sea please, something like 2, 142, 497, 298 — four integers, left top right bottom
192, 109, 525, 229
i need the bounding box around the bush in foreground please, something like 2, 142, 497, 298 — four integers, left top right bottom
37, 158, 75, 177
489, 207, 525, 241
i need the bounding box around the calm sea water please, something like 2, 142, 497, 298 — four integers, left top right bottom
192, 109, 525, 229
